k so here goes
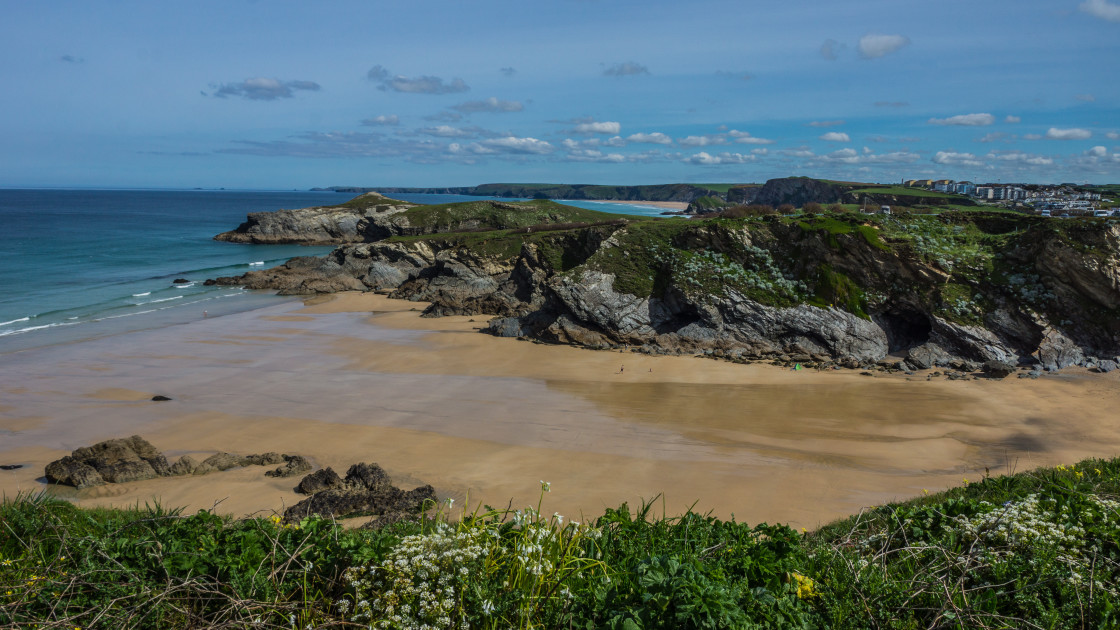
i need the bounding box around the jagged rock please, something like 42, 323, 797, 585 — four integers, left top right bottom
982, 360, 1017, 379
1095, 359, 1118, 373
151, 395, 172, 401
214, 192, 417, 245
168, 455, 199, 476
45, 436, 170, 488
295, 467, 345, 495
344, 462, 393, 492
265, 455, 312, 478
200, 452, 244, 472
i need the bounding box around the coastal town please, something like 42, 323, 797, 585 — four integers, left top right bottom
902, 178, 1115, 216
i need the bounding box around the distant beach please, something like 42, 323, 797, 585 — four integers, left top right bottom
582, 199, 689, 211
3, 291, 1119, 531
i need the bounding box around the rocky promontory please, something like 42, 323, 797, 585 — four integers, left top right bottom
210, 192, 1120, 373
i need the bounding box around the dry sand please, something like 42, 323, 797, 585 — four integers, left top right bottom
2, 292, 1118, 530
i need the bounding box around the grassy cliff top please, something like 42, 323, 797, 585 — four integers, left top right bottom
395, 198, 635, 230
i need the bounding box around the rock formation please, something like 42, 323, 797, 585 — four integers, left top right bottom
45, 437, 307, 488
284, 463, 436, 525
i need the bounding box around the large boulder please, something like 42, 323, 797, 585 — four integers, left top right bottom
284, 462, 436, 524
45, 436, 170, 488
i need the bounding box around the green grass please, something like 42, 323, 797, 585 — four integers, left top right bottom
848, 186, 968, 200
3, 458, 1118, 629
398, 199, 634, 231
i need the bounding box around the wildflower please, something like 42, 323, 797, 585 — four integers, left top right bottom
1075, 471, 1084, 479
790, 572, 817, 600
540, 480, 551, 492
446, 498, 454, 507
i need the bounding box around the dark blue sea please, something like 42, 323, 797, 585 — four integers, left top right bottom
0, 189, 665, 353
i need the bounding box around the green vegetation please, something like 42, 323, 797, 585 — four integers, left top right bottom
3, 459, 1118, 628
848, 186, 965, 200
336, 194, 414, 210
397, 199, 634, 232
688, 196, 729, 211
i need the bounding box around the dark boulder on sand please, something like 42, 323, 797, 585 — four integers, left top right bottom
284, 462, 436, 525
45, 435, 170, 488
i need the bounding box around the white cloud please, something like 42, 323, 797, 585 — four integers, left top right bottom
627, 132, 672, 145
417, 125, 475, 138
782, 148, 816, 158
685, 151, 754, 165
566, 149, 626, 163
573, 121, 621, 135
928, 113, 995, 126
479, 136, 554, 154
361, 115, 399, 126
1107, 131, 1120, 140
932, 151, 984, 167
820, 132, 851, 142
678, 134, 727, 147
751, 148, 769, 155
808, 120, 845, 127
1088, 146, 1108, 157
603, 62, 649, 76
821, 148, 860, 163
858, 34, 910, 59
1046, 127, 1092, 140
1080, 0, 1120, 22
1005, 115, 1021, 123
988, 151, 1054, 166
451, 97, 523, 113
728, 130, 774, 144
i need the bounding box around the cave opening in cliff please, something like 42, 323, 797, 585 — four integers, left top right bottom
874, 308, 933, 353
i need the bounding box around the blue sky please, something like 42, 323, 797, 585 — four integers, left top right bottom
2, 0, 1118, 189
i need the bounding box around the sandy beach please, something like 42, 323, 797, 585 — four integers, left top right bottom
587, 199, 689, 211
2, 292, 1118, 530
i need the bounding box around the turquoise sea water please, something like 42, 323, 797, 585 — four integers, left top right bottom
0, 189, 667, 353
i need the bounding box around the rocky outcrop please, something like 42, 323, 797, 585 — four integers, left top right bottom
45, 437, 308, 488
749, 178, 846, 208
214, 192, 416, 245
207, 212, 1120, 372
45, 436, 170, 488
284, 463, 436, 525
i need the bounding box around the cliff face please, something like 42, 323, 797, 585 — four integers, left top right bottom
209, 212, 1120, 372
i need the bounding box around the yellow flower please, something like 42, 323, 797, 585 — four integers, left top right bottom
790, 572, 818, 600
1095, 468, 1103, 475
1076, 471, 1084, 479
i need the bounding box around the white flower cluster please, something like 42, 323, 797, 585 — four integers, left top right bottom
342, 523, 486, 630
958, 494, 1120, 555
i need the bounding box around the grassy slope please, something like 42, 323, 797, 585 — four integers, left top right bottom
2, 458, 1117, 628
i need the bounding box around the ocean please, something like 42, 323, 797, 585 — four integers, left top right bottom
0, 189, 668, 353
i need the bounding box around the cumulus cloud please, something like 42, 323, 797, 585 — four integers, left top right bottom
932, 151, 984, 167
1080, 0, 1120, 22
603, 61, 649, 76
977, 132, 1008, 143
728, 130, 774, 145
500, 67, 517, 77
988, 151, 1054, 166
566, 149, 626, 163
874, 101, 909, 108
858, 34, 911, 59
782, 148, 817, 158
451, 97, 523, 113
685, 151, 755, 165
1005, 115, 1021, 123
808, 120, 845, 127
572, 121, 622, 135
1107, 131, 1120, 140
478, 136, 554, 154
1088, 146, 1108, 157
678, 134, 728, 147
627, 132, 672, 145
417, 125, 478, 138
367, 65, 469, 94
1023, 134, 1043, 140
751, 148, 769, 155
820, 39, 844, 60
211, 77, 321, 100
820, 132, 851, 142
361, 115, 399, 126
928, 113, 995, 126
1046, 127, 1092, 140
820, 148, 860, 163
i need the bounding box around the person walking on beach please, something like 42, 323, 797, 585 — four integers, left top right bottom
619, 365, 624, 374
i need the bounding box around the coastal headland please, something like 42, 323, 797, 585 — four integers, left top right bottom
3, 291, 1119, 531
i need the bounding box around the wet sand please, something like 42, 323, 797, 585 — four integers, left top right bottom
586, 199, 689, 211
2, 292, 1118, 530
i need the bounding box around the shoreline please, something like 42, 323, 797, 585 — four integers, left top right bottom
2, 291, 1119, 530
579, 199, 689, 211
